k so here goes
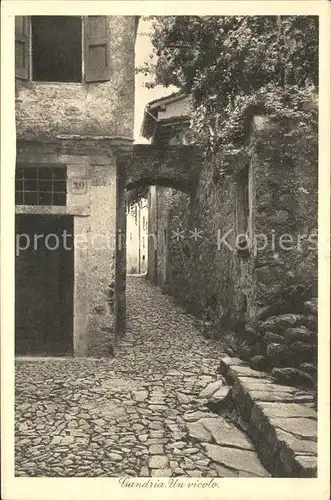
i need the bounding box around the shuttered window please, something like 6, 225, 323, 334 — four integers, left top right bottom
85, 16, 110, 82
32, 16, 82, 82
16, 16, 112, 83
15, 16, 29, 79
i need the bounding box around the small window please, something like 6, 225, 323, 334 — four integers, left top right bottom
236, 165, 250, 236
16, 16, 111, 83
15, 166, 67, 206
142, 216, 146, 231
31, 16, 82, 82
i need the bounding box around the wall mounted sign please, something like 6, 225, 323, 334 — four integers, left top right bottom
69, 177, 88, 195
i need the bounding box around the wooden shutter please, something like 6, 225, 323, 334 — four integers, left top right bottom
15, 16, 29, 79
134, 17, 139, 38
85, 16, 110, 82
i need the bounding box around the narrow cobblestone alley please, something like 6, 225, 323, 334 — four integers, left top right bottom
15, 276, 270, 478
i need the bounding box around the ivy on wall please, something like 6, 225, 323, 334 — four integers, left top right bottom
138, 15, 318, 163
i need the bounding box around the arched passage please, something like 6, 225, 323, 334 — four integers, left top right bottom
125, 144, 202, 194
126, 176, 191, 194
115, 144, 202, 337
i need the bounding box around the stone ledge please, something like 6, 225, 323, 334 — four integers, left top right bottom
219, 356, 317, 477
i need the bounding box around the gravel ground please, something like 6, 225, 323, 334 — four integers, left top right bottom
15, 276, 270, 477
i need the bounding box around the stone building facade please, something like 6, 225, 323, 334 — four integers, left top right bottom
15, 15, 137, 357
126, 199, 148, 275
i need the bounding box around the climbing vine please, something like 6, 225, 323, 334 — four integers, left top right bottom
138, 15, 318, 164
190, 83, 318, 173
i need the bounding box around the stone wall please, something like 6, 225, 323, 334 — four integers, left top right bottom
126, 145, 201, 193
148, 114, 318, 384
15, 15, 136, 355
16, 140, 120, 357
86, 158, 117, 356
147, 186, 178, 287
242, 116, 318, 386
147, 186, 158, 284
127, 208, 140, 274
249, 116, 318, 321
15, 16, 136, 141
148, 167, 251, 327
126, 200, 148, 274
165, 162, 245, 327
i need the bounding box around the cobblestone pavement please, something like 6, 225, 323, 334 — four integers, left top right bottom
15, 276, 270, 477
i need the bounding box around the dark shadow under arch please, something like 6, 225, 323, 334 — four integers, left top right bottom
126, 175, 193, 194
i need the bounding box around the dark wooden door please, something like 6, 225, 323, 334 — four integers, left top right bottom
15, 215, 74, 355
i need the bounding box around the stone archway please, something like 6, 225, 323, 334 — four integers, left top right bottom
125, 144, 202, 194
115, 144, 202, 338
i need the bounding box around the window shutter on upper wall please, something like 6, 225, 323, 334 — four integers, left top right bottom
15, 16, 29, 79
85, 16, 110, 82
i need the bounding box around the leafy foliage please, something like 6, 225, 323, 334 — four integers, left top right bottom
139, 16, 318, 157
126, 186, 148, 210
126, 186, 149, 214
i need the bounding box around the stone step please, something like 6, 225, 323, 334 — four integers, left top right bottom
219, 356, 317, 477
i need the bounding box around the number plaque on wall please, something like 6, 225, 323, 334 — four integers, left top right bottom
69, 177, 88, 195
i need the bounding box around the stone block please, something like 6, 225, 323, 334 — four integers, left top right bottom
219, 357, 246, 377
300, 362, 317, 376
149, 455, 169, 469
232, 380, 253, 415
304, 299, 317, 315
133, 391, 148, 402
186, 421, 212, 443
208, 385, 232, 406
301, 314, 317, 331
266, 343, 314, 367
249, 399, 317, 477
294, 455, 317, 477
260, 314, 306, 333
176, 392, 191, 404
282, 326, 316, 344
249, 391, 305, 403
199, 379, 223, 398
288, 341, 317, 356
277, 427, 317, 455
256, 305, 282, 321
149, 444, 164, 455
151, 468, 171, 477
198, 416, 254, 450
182, 410, 217, 422
259, 402, 316, 419
214, 464, 241, 477
202, 443, 270, 477
227, 365, 268, 383
245, 324, 263, 341
270, 417, 316, 440
239, 378, 296, 394
271, 367, 315, 388
264, 331, 286, 344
